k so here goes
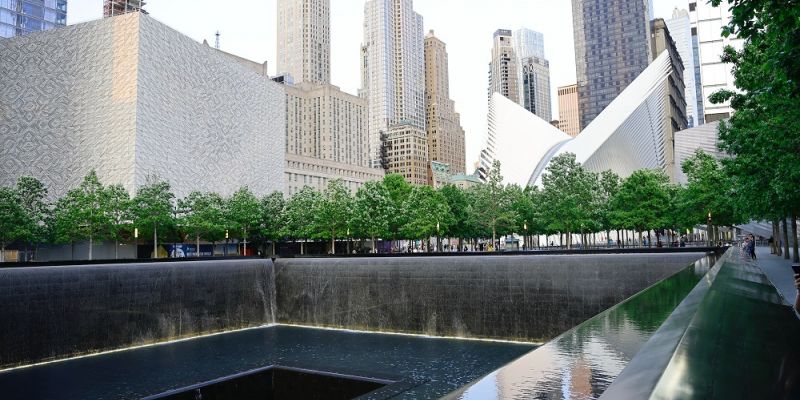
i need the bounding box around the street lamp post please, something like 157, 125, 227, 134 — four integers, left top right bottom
524, 221, 528, 251
707, 212, 713, 246
436, 221, 440, 253
347, 228, 351, 254
134, 228, 139, 259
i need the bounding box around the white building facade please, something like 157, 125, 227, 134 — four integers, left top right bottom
689, 0, 744, 122
0, 13, 285, 199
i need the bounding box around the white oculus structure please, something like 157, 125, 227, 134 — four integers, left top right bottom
480, 51, 677, 187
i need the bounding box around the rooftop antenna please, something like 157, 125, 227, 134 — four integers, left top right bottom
215, 31, 220, 49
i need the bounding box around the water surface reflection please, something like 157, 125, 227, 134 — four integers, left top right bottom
450, 254, 716, 400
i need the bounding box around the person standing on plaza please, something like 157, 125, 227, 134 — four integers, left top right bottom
748, 234, 757, 260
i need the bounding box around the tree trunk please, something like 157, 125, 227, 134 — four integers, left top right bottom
773, 220, 781, 255
197, 234, 201, 258
89, 234, 93, 261
783, 218, 790, 260
272, 240, 276, 256
331, 229, 335, 254
115, 238, 119, 260
492, 226, 497, 252
71, 241, 75, 261
154, 224, 158, 259
300, 240, 304, 255
1, 242, 4, 262
792, 211, 799, 263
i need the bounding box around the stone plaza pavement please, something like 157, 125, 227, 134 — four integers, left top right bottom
756, 246, 798, 311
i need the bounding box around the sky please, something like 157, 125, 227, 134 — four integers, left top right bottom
68, 0, 689, 170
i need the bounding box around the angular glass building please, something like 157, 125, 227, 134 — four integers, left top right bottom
571, 0, 652, 130
0, 0, 67, 38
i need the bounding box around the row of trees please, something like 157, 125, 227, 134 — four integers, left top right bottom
0, 149, 740, 261
708, 0, 800, 262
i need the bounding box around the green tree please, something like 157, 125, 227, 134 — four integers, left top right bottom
283, 186, 321, 255
599, 170, 621, 246
131, 177, 175, 258
402, 185, 451, 251
681, 150, 740, 244
471, 160, 517, 250
351, 181, 391, 253
104, 184, 132, 259
179, 191, 225, 257
0, 187, 28, 262
382, 174, 412, 246
226, 187, 261, 256
540, 153, 597, 248
16, 176, 48, 259
704, 7, 800, 259
439, 184, 470, 249
74, 171, 109, 260
315, 180, 352, 254
611, 170, 671, 247
260, 191, 286, 256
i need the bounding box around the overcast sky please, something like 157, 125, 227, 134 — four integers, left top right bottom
68, 0, 689, 170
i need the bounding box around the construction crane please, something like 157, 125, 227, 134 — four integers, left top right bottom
215, 31, 220, 49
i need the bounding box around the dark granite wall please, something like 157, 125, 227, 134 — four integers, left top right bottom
0, 259, 276, 369
274, 253, 706, 342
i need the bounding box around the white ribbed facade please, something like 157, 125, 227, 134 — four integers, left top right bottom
673, 121, 723, 184
665, 9, 699, 128
481, 52, 681, 187
361, 0, 425, 169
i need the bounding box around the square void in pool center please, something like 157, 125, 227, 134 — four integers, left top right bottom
0, 325, 535, 400
146, 365, 401, 400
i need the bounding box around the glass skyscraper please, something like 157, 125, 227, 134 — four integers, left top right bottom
0, 0, 67, 38
571, 0, 652, 130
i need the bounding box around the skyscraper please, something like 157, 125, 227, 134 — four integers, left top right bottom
571, 0, 652, 130
277, 0, 330, 84
512, 28, 545, 60
361, 0, 426, 182
557, 84, 580, 137
514, 28, 551, 121
0, 0, 67, 38
689, 0, 744, 122
276, 0, 382, 193
424, 30, 466, 182
665, 8, 699, 127
103, 0, 146, 18
650, 18, 688, 180
487, 29, 519, 104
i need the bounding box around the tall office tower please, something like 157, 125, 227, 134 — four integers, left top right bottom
519, 56, 552, 121
651, 18, 688, 181
487, 29, 519, 104
665, 9, 699, 127
0, 0, 67, 38
571, 0, 652, 130
512, 28, 545, 60
103, 0, 145, 17
424, 30, 466, 184
277, 0, 330, 84
361, 0, 426, 183
689, 0, 743, 122
513, 28, 551, 120
557, 84, 580, 137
